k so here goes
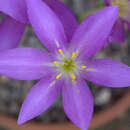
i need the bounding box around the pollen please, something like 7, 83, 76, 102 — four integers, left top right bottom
58, 49, 63, 56
71, 73, 77, 84
81, 66, 87, 69
72, 51, 79, 59
71, 73, 76, 80
72, 52, 76, 59
56, 73, 62, 79
53, 61, 59, 66
54, 47, 79, 83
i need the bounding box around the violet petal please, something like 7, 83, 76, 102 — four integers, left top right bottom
83, 58, 130, 87
18, 77, 62, 125
26, 0, 67, 52
0, 0, 28, 23
109, 19, 125, 43
44, 0, 78, 42
0, 48, 52, 80
62, 79, 94, 130
0, 16, 26, 51
70, 6, 118, 59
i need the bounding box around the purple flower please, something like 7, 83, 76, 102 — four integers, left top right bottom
0, 0, 28, 51
0, 0, 76, 51
0, 0, 129, 129
105, 0, 130, 43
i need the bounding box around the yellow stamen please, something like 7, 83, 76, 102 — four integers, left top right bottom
71, 73, 76, 80
81, 66, 87, 69
53, 61, 59, 66
72, 52, 76, 59
58, 49, 63, 56
71, 73, 77, 84
56, 73, 62, 79
72, 51, 79, 59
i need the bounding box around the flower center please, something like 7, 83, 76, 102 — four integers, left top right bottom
51, 42, 89, 85
53, 49, 79, 83
60, 58, 77, 73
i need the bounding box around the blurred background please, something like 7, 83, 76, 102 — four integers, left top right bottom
0, 0, 130, 130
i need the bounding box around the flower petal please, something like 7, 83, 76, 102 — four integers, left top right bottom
109, 19, 125, 43
109, 20, 125, 42
62, 79, 94, 130
0, 16, 26, 51
83, 58, 130, 87
0, 48, 53, 80
70, 6, 118, 59
104, 0, 110, 5
26, 0, 67, 52
44, 0, 78, 42
18, 77, 62, 125
0, 0, 28, 23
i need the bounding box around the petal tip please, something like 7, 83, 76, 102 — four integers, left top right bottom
105, 5, 119, 21
17, 113, 27, 125
17, 118, 24, 125
111, 5, 119, 11
107, 5, 119, 11
110, 5, 119, 14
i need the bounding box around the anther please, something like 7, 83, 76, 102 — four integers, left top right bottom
71, 73, 77, 84
72, 52, 76, 59
81, 66, 87, 69
58, 49, 63, 56
53, 61, 59, 66
71, 73, 76, 80
56, 73, 62, 79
